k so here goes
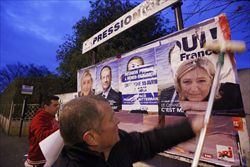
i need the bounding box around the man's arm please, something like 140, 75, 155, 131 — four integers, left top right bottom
125, 117, 202, 162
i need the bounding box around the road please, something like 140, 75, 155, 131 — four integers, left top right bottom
0, 129, 28, 167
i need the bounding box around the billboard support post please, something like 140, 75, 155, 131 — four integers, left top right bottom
91, 48, 97, 65
172, 0, 184, 31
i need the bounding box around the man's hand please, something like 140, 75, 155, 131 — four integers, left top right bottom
191, 115, 204, 135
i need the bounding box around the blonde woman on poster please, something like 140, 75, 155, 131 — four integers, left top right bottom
161, 55, 244, 116
79, 70, 95, 97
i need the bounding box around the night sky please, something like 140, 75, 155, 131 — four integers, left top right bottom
0, 0, 249, 72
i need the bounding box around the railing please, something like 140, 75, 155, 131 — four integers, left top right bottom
0, 103, 40, 135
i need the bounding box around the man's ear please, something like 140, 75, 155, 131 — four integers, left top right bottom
82, 130, 98, 146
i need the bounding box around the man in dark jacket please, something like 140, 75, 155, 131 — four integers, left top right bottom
53, 96, 203, 167
98, 65, 121, 111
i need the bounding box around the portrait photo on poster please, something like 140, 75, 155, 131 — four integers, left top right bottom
96, 59, 121, 111
160, 42, 245, 117
127, 55, 145, 71
77, 66, 96, 97
119, 47, 159, 112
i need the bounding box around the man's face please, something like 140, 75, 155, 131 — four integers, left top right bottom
180, 67, 212, 102
95, 102, 120, 150
101, 67, 111, 92
45, 100, 60, 115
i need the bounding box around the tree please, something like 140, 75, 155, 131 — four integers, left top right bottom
183, 0, 250, 49
0, 62, 53, 93
56, 0, 176, 90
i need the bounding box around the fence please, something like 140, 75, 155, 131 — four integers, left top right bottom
0, 103, 40, 136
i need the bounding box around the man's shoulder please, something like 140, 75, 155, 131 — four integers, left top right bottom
161, 85, 175, 93
53, 145, 107, 167
109, 88, 120, 95
32, 108, 46, 118
35, 107, 45, 114
31, 108, 51, 123
118, 129, 129, 139
220, 82, 240, 91
108, 88, 121, 101
160, 86, 176, 99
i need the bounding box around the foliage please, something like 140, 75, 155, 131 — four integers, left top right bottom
183, 0, 250, 48
0, 76, 73, 118
0, 62, 53, 93
56, 0, 176, 90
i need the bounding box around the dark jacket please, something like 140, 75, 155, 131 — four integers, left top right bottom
52, 119, 195, 167
159, 85, 185, 116
99, 88, 122, 111
212, 82, 244, 116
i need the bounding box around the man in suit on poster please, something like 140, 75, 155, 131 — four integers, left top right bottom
99, 65, 121, 111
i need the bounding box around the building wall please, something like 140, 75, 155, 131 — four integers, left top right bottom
238, 69, 250, 134
238, 68, 250, 166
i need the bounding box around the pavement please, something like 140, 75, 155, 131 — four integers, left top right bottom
0, 129, 29, 167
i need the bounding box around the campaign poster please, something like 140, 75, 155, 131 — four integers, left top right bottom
158, 15, 245, 117
96, 57, 121, 111
120, 64, 158, 112
118, 46, 158, 112
155, 42, 185, 116
77, 65, 96, 97
115, 14, 245, 166
156, 15, 245, 165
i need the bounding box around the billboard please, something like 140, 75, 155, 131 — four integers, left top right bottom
82, 0, 179, 54
78, 14, 245, 116
77, 14, 246, 166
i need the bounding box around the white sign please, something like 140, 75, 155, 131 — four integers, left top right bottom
121, 64, 158, 112
21, 85, 33, 95
39, 130, 64, 167
82, 0, 179, 54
